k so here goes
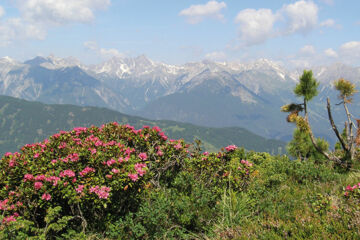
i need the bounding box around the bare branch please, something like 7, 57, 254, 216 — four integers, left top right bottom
327, 98, 348, 151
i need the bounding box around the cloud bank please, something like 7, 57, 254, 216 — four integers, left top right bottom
179, 1, 226, 24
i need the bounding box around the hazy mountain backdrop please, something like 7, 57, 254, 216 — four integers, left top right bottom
1, 55, 359, 145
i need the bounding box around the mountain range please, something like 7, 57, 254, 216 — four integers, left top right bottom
0, 95, 285, 156
1, 55, 360, 145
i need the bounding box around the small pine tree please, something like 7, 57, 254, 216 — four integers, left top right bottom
287, 127, 328, 163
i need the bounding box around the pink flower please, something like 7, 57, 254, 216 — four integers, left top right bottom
89, 185, 111, 199
111, 168, 120, 174
106, 174, 112, 179
41, 193, 51, 201
23, 174, 34, 182
68, 153, 79, 162
346, 185, 352, 191
60, 170, 76, 178
4, 152, 12, 157
35, 175, 46, 181
128, 173, 139, 182
157, 150, 164, 156
9, 159, 16, 168
52, 133, 61, 138
153, 126, 162, 132
225, 145, 237, 152
97, 189, 110, 199
138, 153, 148, 161
34, 153, 40, 158
2, 215, 16, 224
89, 186, 99, 193
106, 159, 116, 167
58, 142, 67, 149
79, 167, 95, 177
34, 182, 43, 190
89, 148, 97, 155
75, 185, 84, 193
174, 143, 182, 150
51, 159, 57, 164
45, 176, 61, 186
0, 199, 9, 210
203, 152, 209, 156
134, 163, 147, 176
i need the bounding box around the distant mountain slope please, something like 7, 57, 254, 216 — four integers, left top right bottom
1, 55, 359, 144
0, 95, 285, 156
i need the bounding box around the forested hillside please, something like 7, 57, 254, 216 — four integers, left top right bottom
0, 95, 285, 156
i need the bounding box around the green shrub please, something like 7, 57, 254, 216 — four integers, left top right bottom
0, 123, 189, 237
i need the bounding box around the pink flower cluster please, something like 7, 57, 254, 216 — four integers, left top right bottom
134, 163, 147, 176
34, 182, 43, 190
79, 167, 95, 177
240, 159, 253, 167
89, 185, 111, 199
344, 182, 360, 196
23, 174, 34, 182
75, 185, 85, 193
128, 173, 139, 182
2, 215, 17, 224
41, 193, 51, 201
138, 152, 148, 161
59, 170, 76, 178
73, 127, 88, 136
225, 145, 237, 152
5, 152, 20, 168
58, 142, 67, 149
106, 158, 116, 166
66, 153, 80, 162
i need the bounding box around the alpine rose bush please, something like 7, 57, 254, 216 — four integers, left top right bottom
0, 123, 189, 233
0, 122, 254, 238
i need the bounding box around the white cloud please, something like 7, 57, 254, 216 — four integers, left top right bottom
84, 41, 125, 58
99, 48, 125, 58
339, 41, 360, 58
232, 1, 322, 47
15, 0, 110, 25
179, 1, 226, 24
0, 18, 46, 46
281, 0, 318, 35
234, 8, 277, 46
0, 6, 5, 18
324, 48, 338, 58
320, 19, 335, 27
205, 51, 226, 61
0, 0, 110, 46
300, 45, 316, 55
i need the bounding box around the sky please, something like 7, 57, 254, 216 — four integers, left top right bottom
0, 0, 359, 68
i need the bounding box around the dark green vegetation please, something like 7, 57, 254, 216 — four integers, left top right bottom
0, 95, 285, 156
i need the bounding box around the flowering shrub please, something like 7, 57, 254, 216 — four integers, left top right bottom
344, 182, 360, 198
0, 123, 257, 238
0, 123, 189, 234
187, 145, 255, 194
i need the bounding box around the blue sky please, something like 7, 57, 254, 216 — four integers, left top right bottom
0, 0, 359, 67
